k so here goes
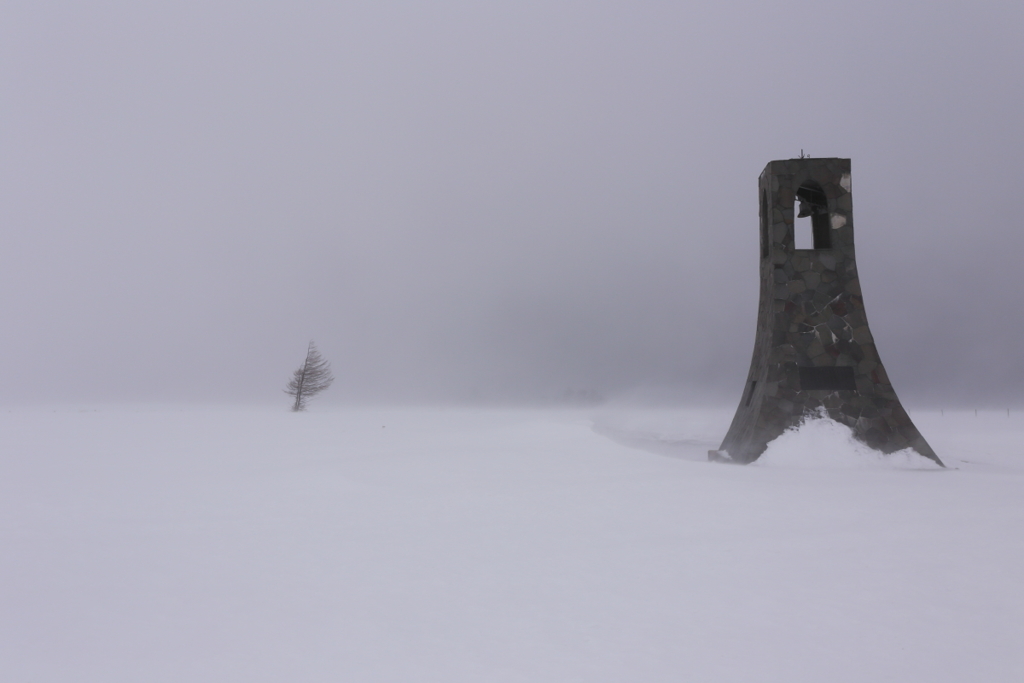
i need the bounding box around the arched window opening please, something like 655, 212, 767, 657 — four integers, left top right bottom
794, 182, 831, 249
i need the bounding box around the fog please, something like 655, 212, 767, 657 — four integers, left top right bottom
2, 1, 1022, 406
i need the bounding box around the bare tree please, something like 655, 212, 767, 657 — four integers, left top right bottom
285, 341, 334, 411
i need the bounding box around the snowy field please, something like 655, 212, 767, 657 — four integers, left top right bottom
2, 405, 1021, 682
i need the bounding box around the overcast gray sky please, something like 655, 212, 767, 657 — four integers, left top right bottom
2, 0, 1022, 406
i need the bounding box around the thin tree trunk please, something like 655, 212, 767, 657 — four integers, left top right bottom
292, 342, 312, 411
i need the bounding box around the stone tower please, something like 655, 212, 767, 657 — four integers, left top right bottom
712, 158, 941, 465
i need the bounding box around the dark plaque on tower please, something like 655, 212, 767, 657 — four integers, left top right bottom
711, 158, 942, 466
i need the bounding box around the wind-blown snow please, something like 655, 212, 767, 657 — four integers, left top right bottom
757, 409, 943, 469
1, 405, 1021, 682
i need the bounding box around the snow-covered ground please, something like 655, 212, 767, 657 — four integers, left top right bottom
2, 405, 1021, 682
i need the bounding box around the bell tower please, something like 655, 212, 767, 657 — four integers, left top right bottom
712, 158, 941, 465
